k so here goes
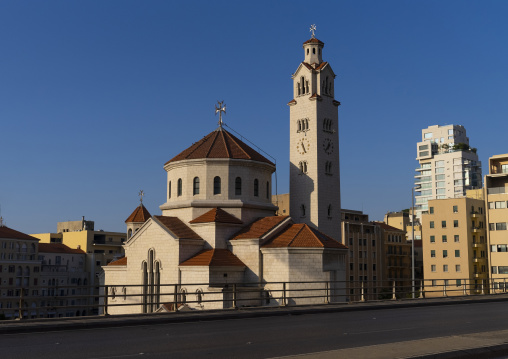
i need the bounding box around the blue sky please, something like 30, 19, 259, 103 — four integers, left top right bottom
1, 1, 507, 234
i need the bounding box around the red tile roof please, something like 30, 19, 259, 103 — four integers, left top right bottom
301, 62, 328, 71
231, 216, 289, 240
125, 204, 151, 223
108, 256, 127, 266
38, 243, 85, 254
180, 249, 245, 267
309, 93, 322, 100
165, 128, 274, 166
287, 99, 297, 105
315, 61, 328, 70
374, 222, 406, 233
303, 38, 324, 45
0, 226, 40, 241
154, 216, 202, 240
262, 223, 347, 249
189, 208, 243, 225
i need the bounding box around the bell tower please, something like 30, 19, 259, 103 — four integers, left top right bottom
288, 26, 342, 241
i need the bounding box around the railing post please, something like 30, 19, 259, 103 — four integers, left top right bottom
391, 280, 396, 300
463, 282, 467, 296
103, 285, 109, 316
443, 282, 447, 297
492, 278, 496, 294
173, 284, 178, 312
504, 278, 507, 293
325, 281, 329, 304
232, 284, 237, 309
282, 282, 287, 306
18, 287, 23, 320
420, 280, 425, 298
481, 282, 485, 295
360, 282, 365, 302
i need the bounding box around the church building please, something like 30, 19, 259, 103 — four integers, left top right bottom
102, 30, 347, 313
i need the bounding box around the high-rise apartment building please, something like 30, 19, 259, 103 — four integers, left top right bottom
415, 125, 482, 220
485, 154, 508, 290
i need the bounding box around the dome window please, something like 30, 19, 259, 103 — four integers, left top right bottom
214, 176, 221, 195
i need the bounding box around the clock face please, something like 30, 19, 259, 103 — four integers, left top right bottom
297, 138, 310, 155
323, 138, 334, 154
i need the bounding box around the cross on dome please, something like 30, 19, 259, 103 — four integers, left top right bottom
138, 190, 144, 204
215, 101, 226, 127
310, 24, 317, 38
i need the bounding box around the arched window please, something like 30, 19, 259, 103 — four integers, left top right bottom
305, 119, 309, 130
213, 176, 221, 195
328, 204, 332, 217
24, 266, 30, 276
266, 181, 270, 199
128, 228, 132, 238
30, 243, 35, 253
181, 289, 187, 304
306, 48, 309, 55
168, 181, 171, 199
177, 179, 182, 197
196, 289, 203, 305
301, 204, 306, 217
254, 179, 259, 197
297, 120, 301, 132
235, 177, 242, 195
193, 177, 200, 195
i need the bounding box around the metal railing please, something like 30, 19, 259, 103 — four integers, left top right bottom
2, 277, 508, 320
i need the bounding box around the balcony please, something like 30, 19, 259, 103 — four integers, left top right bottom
472, 227, 482, 233
470, 212, 480, 218
487, 187, 507, 195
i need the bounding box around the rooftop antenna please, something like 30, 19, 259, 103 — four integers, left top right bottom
138, 190, 145, 205
310, 24, 317, 38
0, 204, 4, 227
215, 101, 226, 128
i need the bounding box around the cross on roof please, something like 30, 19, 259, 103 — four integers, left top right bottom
310, 24, 317, 38
215, 101, 226, 127
138, 190, 144, 204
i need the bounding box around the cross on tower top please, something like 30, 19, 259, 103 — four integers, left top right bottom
215, 101, 226, 128
138, 190, 144, 204
310, 24, 317, 38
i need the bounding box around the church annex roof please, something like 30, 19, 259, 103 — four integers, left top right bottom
179, 249, 245, 267
302, 61, 328, 71
38, 243, 85, 254
262, 223, 347, 249
153, 216, 202, 240
108, 256, 127, 266
125, 204, 151, 223
0, 226, 40, 241
230, 216, 289, 240
165, 128, 274, 166
189, 208, 243, 225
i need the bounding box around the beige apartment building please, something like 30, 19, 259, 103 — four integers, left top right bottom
32, 217, 126, 315
485, 154, 508, 290
422, 197, 487, 297
375, 222, 412, 297
0, 222, 41, 319
415, 125, 482, 220
342, 210, 382, 301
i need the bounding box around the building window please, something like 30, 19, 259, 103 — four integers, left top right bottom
430, 221, 434, 229
213, 176, 221, 195
453, 205, 458, 213
453, 220, 458, 228
193, 177, 200, 195
301, 204, 306, 217
442, 235, 447, 243
456, 265, 461, 272
429, 207, 434, 214
327, 204, 332, 217
431, 265, 436, 272
441, 221, 446, 228
454, 235, 459, 242
496, 223, 507, 230
372, 239, 375, 246
177, 179, 182, 197
168, 181, 171, 199
455, 250, 460, 257
235, 177, 242, 195
299, 161, 308, 174
431, 250, 435, 258
254, 179, 259, 197
492, 266, 498, 274
443, 265, 448, 272
325, 161, 332, 175
430, 235, 435, 243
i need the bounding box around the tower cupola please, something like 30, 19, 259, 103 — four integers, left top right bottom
303, 38, 324, 65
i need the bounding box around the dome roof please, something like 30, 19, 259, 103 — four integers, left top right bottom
125, 204, 151, 223
165, 128, 274, 166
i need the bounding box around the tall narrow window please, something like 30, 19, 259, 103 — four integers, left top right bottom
214, 176, 221, 195
168, 181, 171, 199
235, 177, 242, 195
177, 179, 182, 197
254, 179, 259, 197
193, 177, 200, 195
301, 204, 306, 216
328, 204, 332, 217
